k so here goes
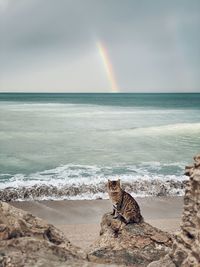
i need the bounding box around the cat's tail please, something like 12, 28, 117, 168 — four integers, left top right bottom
139, 215, 144, 223
133, 214, 144, 224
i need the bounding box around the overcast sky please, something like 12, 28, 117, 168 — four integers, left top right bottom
0, 0, 200, 92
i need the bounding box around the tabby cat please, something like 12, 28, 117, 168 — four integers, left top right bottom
107, 179, 143, 224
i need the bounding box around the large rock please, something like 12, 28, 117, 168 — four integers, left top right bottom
0, 201, 96, 267
147, 254, 175, 267
148, 154, 200, 267
87, 213, 172, 266
170, 154, 200, 266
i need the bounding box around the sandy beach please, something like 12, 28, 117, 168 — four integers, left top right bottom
11, 196, 183, 248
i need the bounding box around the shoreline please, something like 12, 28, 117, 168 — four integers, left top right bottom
10, 196, 183, 248
0, 178, 186, 202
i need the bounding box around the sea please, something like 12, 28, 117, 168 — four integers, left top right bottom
0, 93, 200, 201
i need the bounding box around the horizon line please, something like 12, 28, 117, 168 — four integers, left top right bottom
0, 91, 200, 94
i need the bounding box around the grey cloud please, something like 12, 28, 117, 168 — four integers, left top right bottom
0, 0, 200, 91
3, 0, 199, 52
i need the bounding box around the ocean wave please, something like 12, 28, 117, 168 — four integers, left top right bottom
1, 102, 194, 116
0, 163, 187, 201
0, 179, 186, 202
115, 123, 200, 136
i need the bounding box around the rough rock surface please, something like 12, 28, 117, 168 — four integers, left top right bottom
148, 154, 200, 267
87, 212, 172, 266
0, 201, 100, 267
171, 154, 200, 267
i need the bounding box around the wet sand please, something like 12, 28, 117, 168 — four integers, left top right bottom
11, 196, 183, 248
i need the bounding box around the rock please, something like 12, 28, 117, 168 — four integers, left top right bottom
147, 255, 175, 267
170, 154, 200, 266
0, 201, 91, 267
87, 213, 172, 266
149, 154, 200, 267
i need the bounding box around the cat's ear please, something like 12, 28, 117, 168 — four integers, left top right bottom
117, 179, 121, 184
108, 179, 111, 183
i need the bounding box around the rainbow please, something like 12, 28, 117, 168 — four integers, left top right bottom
97, 41, 120, 93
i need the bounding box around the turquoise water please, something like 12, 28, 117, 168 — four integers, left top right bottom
0, 93, 200, 200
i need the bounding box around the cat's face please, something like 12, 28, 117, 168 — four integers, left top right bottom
107, 179, 121, 192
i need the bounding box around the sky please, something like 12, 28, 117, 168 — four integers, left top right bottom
0, 0, 200, 93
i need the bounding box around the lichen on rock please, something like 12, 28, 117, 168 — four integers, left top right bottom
0, 201, 87, 267
170, 154, 200, 267
87, 212, 172, 266
148, 154, 200, 267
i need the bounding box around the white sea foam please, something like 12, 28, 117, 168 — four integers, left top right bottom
0, 163, 187, 201
0, 95, 199, 201
0, 162, 186, 188
115, 123, 200, 136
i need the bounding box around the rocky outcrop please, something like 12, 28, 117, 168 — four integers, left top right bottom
0, 201, 92, 267
148, 154, 200, 267
171, 154, 200, 266
87, 213, 172, 266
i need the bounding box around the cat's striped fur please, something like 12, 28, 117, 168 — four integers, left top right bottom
107, 179, 143, 224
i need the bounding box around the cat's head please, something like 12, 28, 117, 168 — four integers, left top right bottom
107, 179, 121, 192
